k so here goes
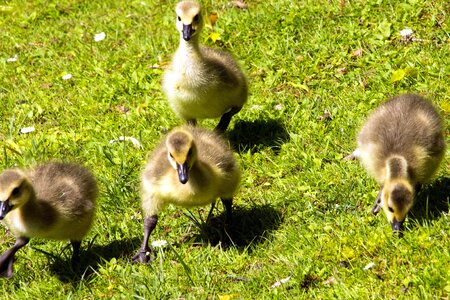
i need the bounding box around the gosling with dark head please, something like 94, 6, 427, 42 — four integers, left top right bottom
348, 94, 445, 235
0, 162, 97, 278
163, 0, 248, 133
132, 126, 240, 263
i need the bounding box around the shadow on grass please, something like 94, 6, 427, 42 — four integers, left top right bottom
45, 237, 140, 283
227, 119, 290, 153
408, 177, 450, 226
190, 204, 283, 252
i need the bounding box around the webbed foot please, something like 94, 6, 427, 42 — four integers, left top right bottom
0, 237, 29, 278
372, 191, 382, 215
0, 252, 15, 278
132, 248, 154, 264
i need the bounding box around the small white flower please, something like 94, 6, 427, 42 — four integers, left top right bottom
109, 136, 142, 149
250, 104, 262, 111
274, 104, 283, 110
363, 262, 375, 270
140, 1, 147, 5
94, 32, 106, 42
20, 126, 35, 134
400, 28, 413, 37
151, 239, 168, 248
7, 55, 18, 63
62, 73, 72, 80
271, 276, 292, 288
324, 276, 336, 285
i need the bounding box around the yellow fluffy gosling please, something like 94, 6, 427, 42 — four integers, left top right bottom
162, 0, 248, 133
132, 126, 240, 263
348, 94, 445, 234
0, 162, 97, 278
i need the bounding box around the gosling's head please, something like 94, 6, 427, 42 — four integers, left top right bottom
166, 129, 198, 184
381, 179, 414, 235
175, 0, 203, 41
0, 170, 33, 220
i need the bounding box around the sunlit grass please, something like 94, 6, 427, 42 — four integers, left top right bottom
0, 0, 449, 298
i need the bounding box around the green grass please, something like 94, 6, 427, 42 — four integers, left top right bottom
1, 0, 449, 298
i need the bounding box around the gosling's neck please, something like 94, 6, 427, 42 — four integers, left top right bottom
386, 156, 408, 180
186, 160, 214, 188
177, 34, 202, 57
19, 190, 38, 214
25, 201, 56, 232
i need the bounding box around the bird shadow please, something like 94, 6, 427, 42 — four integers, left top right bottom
408, 177, 450, 226
43, 237, 141, 283
227, 119, 290, 154
182, 203, 283, 252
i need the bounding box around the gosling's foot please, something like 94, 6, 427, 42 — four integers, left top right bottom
132, 249, 154, 264
372, 190, 382, 215
343, 148, 360, 161
0, 255, 14, 278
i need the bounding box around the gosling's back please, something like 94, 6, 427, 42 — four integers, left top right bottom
190, 125, 239, 175
358, 94, 445, 183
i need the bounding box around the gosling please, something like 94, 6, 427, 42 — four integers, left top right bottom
162, 0, 248, 133
348, 94, 445, 234
132, 126, 241, 263
0, 162, 97, 278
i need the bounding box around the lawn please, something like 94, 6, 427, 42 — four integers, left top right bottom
0, 0, 449, 299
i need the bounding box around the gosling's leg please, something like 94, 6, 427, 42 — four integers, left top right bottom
206, 201, 216, 223
70, 240, 81, 268
221, 198, 233, 225
415, 183, 422, 194
215, 106, 242, 133
132, 215, 158, 263
0, 236, 30, 278
186, 119, 197, 126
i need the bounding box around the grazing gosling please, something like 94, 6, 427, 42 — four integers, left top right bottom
348, 94, 445, 234
0, 162, 97, 278
162, 0, 248, 133
132, 126, 240, 263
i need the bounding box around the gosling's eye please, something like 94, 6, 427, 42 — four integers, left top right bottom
11, 187, 21, 198
169, 153, 174, 158
177, 16, 181, 21
193, 14, 199, 22
388, 206, 394, 213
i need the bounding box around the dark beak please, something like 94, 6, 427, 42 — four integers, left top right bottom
0, 200, 13, 220
391, 218, 404, 236
182, 24, 194, 41
177, 162, 189, 184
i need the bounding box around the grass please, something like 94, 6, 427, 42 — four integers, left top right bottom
0, 0, 449, 298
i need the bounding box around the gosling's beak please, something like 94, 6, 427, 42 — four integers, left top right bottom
182, 24, 194, 41
177, 162, 189, 184
391, 217, 404, 236
0, 200, 13, 220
